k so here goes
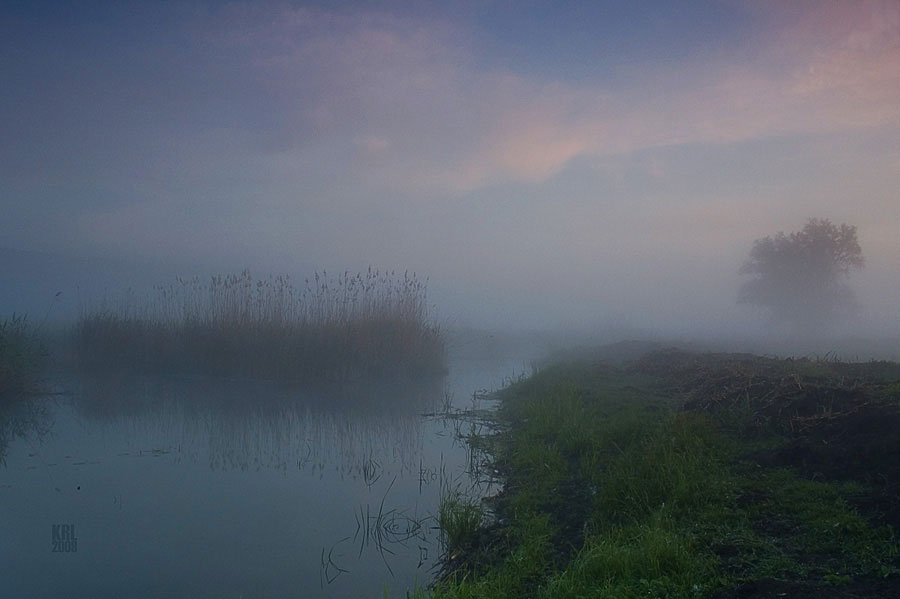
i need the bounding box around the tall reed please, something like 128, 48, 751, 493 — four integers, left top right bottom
73, 269, 445, 385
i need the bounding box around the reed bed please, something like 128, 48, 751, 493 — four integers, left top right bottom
72, 269, 445, 385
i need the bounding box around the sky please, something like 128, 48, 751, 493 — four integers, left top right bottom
2, 0, 899, 336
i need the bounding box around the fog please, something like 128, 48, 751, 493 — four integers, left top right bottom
3, 0, 900, 351
4, 4, 900, 597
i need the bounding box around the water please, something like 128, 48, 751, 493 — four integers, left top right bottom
0, 353, 532, 598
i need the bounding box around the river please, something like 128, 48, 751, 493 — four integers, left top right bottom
0, 347, 537, 598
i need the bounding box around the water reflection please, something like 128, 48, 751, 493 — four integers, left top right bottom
68, 374, 443, 477
318, 402, 507, 591
1, 353, 531, 598
0, 396, 53, 466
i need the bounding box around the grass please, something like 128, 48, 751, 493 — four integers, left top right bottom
72, 269, 445, 385
438, 491, 485, 558
419, 351, 900, 598
0, 314, 46, 401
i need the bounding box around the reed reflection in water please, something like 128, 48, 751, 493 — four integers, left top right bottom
1, 350, 535, 597
68, 374, 443, 477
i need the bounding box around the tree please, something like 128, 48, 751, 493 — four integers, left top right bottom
738, 219, 864, 333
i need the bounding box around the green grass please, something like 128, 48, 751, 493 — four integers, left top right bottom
420, 353, 900, 598
71, 269, 444, 385
439, 492, 485, 557
0, 314, 45, 401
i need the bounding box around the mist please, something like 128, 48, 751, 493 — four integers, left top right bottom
3, 1, 899, 357
2, 2, 900, 597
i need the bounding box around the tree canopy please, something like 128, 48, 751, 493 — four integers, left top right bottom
738, 219, 864, 332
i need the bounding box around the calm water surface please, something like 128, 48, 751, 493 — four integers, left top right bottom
0, 351, 534, 598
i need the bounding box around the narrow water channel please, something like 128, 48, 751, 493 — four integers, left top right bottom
0, 351, 533, 598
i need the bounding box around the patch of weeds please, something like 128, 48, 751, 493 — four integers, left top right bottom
885, 382, 900, 401
439, 492, 484, 558
590, 412, 729, 526
544, 516, 717, 598
735, 468, 900, 581
431, 511, 554, 598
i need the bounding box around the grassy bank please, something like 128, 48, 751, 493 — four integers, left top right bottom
72, 269, 444, 385
429, 349, 900, 598
0, 314, 46, 401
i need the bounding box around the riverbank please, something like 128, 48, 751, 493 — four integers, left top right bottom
428, 348, 900, 598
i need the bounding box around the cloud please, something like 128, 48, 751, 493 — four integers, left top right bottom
201, 1, 899, 195
11, 1, 892, 201
353, 135, 390, 153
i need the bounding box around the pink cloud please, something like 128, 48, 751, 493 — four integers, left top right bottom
580, 0, 900, 156
204, 1, 900, 193
449, 0, 899, 189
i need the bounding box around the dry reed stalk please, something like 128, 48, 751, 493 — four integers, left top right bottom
73, 270, 445, 385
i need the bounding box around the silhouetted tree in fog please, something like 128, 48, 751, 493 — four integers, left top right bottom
738, 219, 864, 334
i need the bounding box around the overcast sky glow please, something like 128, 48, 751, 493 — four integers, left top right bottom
2, 0, 899, 333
